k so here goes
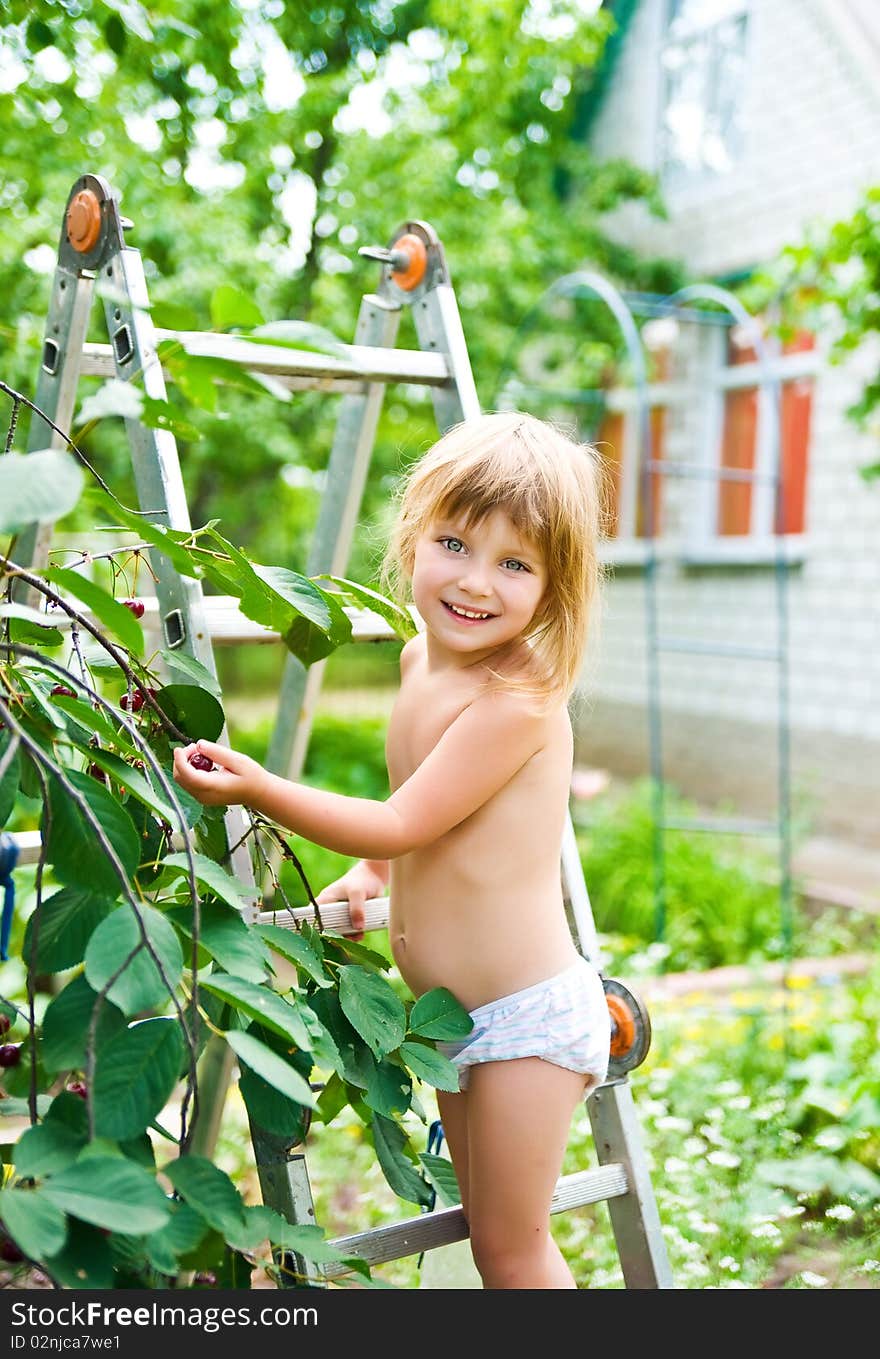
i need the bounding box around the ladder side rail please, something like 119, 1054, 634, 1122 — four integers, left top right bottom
264, 295, 403, 790
100, 230, 258, 911
588, 1082, 675, 1288
15, 264, 95, 599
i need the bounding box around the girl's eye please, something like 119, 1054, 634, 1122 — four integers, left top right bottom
441, 537, 465, 553
503, 559, 529, 572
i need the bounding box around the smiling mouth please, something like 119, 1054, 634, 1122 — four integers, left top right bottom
442, 601, 496, 622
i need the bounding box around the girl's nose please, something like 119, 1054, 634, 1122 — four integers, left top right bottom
458, 563, 493, 596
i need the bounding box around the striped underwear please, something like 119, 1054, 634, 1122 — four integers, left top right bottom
437, 955, 611, 1092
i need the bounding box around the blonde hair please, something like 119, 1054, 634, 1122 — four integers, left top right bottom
380, 411, 606, 709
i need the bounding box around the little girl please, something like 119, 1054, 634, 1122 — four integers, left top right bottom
173, 411, 611, 1289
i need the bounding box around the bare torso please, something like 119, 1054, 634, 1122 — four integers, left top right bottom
386, 633, 581, 1011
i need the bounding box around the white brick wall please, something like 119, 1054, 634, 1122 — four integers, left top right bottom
578, 0, 880, 825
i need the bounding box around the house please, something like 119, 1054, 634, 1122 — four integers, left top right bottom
571, 0, 880, 846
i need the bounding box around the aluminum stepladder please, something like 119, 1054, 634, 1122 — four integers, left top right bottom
14, 172, 672, 1289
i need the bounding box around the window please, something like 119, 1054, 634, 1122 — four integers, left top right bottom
714, 325, 815, 539
659, 0, 750, 183
595, 342, 672, 542
596, 317, 816, 557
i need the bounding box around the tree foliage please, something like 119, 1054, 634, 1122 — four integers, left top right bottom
0, 0, 676, 579
0, 408, 475, 1286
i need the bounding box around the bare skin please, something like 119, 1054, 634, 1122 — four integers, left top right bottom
173, 509, 595, 1288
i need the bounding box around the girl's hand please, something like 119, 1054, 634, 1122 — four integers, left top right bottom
172, 739, 267, 807
315, 861, 388, 942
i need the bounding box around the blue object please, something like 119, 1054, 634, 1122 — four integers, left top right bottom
0, 831, 18, 962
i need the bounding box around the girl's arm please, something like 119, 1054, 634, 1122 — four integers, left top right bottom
172, 690, 548, 859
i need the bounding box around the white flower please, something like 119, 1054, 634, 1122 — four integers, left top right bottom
751, 1222, 782, 1240
707, 1150, 741, 1169
799, 1271, 829, 1288
719, 1256, 741, 1272
825, 1204, 855, 1221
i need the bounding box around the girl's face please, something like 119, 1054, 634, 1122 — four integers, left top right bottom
411, 509, 547, 667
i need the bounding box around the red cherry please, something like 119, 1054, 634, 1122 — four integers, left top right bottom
0, 1235, 24, 1263
50, 684, 76, 698
0, 1044, 21, 1068
122, 599, 145, 618
188, 751, 214, 773
120, 691, 144, 713
87, 763, 107, 784
66, 1081, 88, 1100
0, 1015, 10, 1036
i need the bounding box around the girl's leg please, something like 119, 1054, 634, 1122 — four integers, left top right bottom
435, 1088, 470, 1220
464, 1057, 587, 1289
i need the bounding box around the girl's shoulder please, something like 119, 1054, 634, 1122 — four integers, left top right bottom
399, 630, 426, 675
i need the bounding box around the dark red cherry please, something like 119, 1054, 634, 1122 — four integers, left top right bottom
50, 684, 76, 698
87, 763, 107, 784
122, 599, 145, 618
0, 1015, 10, 1036
0, 1044, 21, 1068
66, 1081, 88, 1100
0, 1235, 24, 1263
188, 751, 214, 772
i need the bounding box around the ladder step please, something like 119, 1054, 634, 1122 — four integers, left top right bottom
39, 596, 418, 646
663, 815, 780, 836
257, 896, 389, 935
324, 1164, 629, 1275
656, 636, 781, 661
81, 335, 451, 391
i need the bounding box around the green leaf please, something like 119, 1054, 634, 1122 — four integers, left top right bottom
45, 566, 145, 655
152, 301, 200, 331
93, 1018, 184, 1140
91, 490, 202, 578
317, 574, 418, 641
13, 1121, 87, 1178
158, 649, 222, 697
0, 602, 64, 629
418, 1152, 462, 1207
363, 1053, 412, 1117
166, 900, 269, 983
399, 1039, 461, 1092
238, 1025, 314, 1140
308, 989, 373, 1087
0, 1186, 68, 1259
155, 683, 225, 742
77, 747, 177, 824
255, 923, 332, 988
45, 767, 140, 897
231, 1205, 360, 1266
43, 1218, 114, 1288
0, 450, 84, 534
226, 1030, 316, 1108
211, 285, 265, 330
408, 987, 475, 1041
41, 975, 126, 1072
42, 1156, 171, 1234
338, 965, 407, 1060
161, 851, 254, 912
370, 1114, 433, 1207
200, 975, 313, 1050
164, 1155, 246, 1235
0, 731, 20, 827
85, 904, 184, 1017
247, 319, 344, 355
321, 931, 390, 971
141, 395, 203, 442
23, 885, 117, 973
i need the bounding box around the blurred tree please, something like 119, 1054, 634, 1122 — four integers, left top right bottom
0, 0, 677, 591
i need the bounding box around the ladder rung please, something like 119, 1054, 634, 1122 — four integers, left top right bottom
6, 830, 41, 866
324, 1164, 629, 1275
35, 596, 418, 646
656, 636, 781, 661
663, 816, 780, 836
80, 335, 451, 390
257, 896, 389, 935
646, 459, 776, 485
